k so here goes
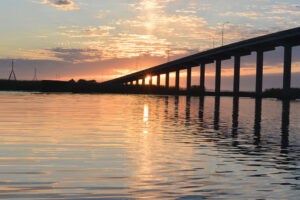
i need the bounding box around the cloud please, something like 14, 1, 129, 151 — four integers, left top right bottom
175, 9, 196, 14
118, 0, 210, 50
50, 48, 102, 63
129, 0, 174, 10
96, 10, 111, 19
269, 9, 300, 15
83, 33, 170, 59
38, 0, 295, 65
222, 11, 263, 20
42, 0, 80, 10
18, 49, 60, 61
19, 48, 102, 63
61, 26, 115, 38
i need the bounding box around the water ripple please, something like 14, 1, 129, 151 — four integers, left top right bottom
0, 93, 299, 199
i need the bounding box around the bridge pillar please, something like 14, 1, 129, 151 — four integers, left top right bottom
256, 50, 264, 96
200, 63, 205, 93
166, 72, 170, 88
142, 78, 145, 86
187, 66, 192, 91
175, 69, 180, 90
215, 59, 221, 94
149, 76, 152, 86
157, 74, 160, 86
283, 45, 292, 97
233, 55, 241, 95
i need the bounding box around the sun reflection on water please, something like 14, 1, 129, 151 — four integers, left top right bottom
143, 104, 149, 134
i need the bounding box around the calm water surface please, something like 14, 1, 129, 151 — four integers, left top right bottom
0, 92, 299, 199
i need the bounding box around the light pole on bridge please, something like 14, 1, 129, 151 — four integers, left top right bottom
222, 22, 230, 46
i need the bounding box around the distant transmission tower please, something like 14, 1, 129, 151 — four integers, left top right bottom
33, 67, 38, 81
8, 60, 17, 81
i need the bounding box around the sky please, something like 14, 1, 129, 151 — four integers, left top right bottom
0, 0, 300, 90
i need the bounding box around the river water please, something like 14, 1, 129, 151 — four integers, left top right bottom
0, 92, 299, 199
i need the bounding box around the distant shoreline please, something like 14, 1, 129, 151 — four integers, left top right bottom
0, 79, 299, 100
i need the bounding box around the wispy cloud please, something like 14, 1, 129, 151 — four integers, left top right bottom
42, 0, 80, 10
222, 11, 263, 20
19, 48, 102, 63
96, 10, 111, 19
175, 9, 196, 14
50, 48, 102, 63
269, 8, 300, 15
61, 26, 115, 38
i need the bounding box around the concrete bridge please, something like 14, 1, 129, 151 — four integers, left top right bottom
101, 27, 300, 97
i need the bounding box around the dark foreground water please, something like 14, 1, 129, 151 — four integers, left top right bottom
0, 92, 299, 199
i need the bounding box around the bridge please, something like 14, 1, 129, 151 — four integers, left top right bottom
101, 27, 300, 98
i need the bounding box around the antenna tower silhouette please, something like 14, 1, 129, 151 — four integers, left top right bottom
8, 60, 17, 81
167, 46, 170, 62
33, 67, 38, 81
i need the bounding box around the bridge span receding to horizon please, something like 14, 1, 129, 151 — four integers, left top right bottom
100, 27, 300, 98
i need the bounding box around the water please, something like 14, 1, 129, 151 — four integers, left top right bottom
0, 92, 299, 199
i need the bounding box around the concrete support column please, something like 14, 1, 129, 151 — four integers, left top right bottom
166, 72, 170, 88
256, 50, 264, 96
283, 45, 292, 97
200, 63, 205, 93
142, 78, 145, 86
187, 66, 192, 91
157, 74, 160, 86
149, 76, 152, 86
215, 59, 221, 94
233, 55, 241, 95
175, 69, 180, 90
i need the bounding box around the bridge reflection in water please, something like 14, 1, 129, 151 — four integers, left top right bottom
168, 96, 291, 152
144, 94, 299, 198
